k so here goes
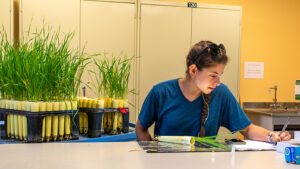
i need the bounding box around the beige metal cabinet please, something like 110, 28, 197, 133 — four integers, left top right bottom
81, 0, 137, 122
138, 1, 191, 122
191, 5, 242, 99
20, 0, 80, 48
0, 0, 13, 42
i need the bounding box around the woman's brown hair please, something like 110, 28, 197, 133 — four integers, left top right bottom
185, 41, 228, 137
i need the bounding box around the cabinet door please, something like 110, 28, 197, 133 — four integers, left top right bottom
139, 4, 191, 120
81, 0, 136, 122
81, 0, 135, 56
191, 6, 242, 99
20, 0, 80, 48
0, 0, 13, 42
192, 6, 242, 139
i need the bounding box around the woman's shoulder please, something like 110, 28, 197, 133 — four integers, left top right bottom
212, 83, 232, 96
153, 79, 178, 88
152, 79, 179, 94
211, 83, 237, 105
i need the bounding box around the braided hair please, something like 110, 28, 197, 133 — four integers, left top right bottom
185, 41, 228, 137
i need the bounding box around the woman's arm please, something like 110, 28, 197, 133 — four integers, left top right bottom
135, 119, 152, 141
240, 124, 291, 142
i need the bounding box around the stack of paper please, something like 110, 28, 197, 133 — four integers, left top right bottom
233, 140, 276, 151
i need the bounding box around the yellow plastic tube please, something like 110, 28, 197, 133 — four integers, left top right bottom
112, 99, 119, 134
13, 101, 19, 140
97, 99, 105, 132
71, 100, 77, 111
87, 99, 93, 109
83, 112, 88, 134
117, 112, 123, 133
79, 112, 83, 134
17, 101, 23, 140
103, 112, 108, 133
79, 98, 86, 134
8, 100, 14, 139
154, 136, 195, 145
107, 98, 113, 133
97, 99, 105, 109
123, 99, 128, 108
14, 114, 18, 140
119, 99, 124, 108
117, 99, 124, 132
78, 97, 83, 133
107, 98, 112, 108
82, 98, 88, 108
65, 101, 71, 140
92, 99, 97, 109
22, 116, 28, 142
39, 102, 46, 142
6, 114, 10, 138
78, 97, 83, 108
64, 115, 71, 140
58, 102, 65, 141
52, 102, 59, 141
31, 102, 39, 112
45, 102, 53, 142
22, 101, 29, 141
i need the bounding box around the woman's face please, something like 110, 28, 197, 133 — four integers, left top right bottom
192, 63, 226, 94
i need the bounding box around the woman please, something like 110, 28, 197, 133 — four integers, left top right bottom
135, 40, 291, 143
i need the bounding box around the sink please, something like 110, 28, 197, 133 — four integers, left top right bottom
245, 108, 300, 115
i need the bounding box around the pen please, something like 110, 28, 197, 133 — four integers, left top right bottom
273, 117, 290, 145
280, 117, 290, 137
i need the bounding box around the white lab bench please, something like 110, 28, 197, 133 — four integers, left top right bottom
0, 142, 298, 169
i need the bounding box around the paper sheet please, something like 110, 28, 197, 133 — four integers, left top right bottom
244, 62, 264, 79
233, 140, 276, 151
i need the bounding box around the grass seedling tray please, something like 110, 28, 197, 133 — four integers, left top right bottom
0, 108, 79, 143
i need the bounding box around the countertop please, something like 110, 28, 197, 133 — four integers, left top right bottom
0, 141, 299, 169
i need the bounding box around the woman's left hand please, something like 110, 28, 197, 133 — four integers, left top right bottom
271, 131, 291, 142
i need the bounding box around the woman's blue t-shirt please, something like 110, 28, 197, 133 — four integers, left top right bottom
138, 79, 251, 137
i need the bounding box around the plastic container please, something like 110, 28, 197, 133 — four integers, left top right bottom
0, 108, 79, 143
87, 108, 104, 138
285, 146, 300, 164
121, 108, 129, 133
79, 107, 130, 138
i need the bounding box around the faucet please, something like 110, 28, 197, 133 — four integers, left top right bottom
269, 85, 280, 110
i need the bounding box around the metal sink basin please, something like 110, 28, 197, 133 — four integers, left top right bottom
262, 109, 300, 114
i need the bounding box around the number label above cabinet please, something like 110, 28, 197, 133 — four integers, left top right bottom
187, 2, 197, 8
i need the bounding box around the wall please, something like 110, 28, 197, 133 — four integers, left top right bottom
171, 0, 300, 104
0, 0, 13, 42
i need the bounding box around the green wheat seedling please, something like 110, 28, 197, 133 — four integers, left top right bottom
89, 52, 137, 100
194, 131, 245, 150
0, 25, 90, 102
